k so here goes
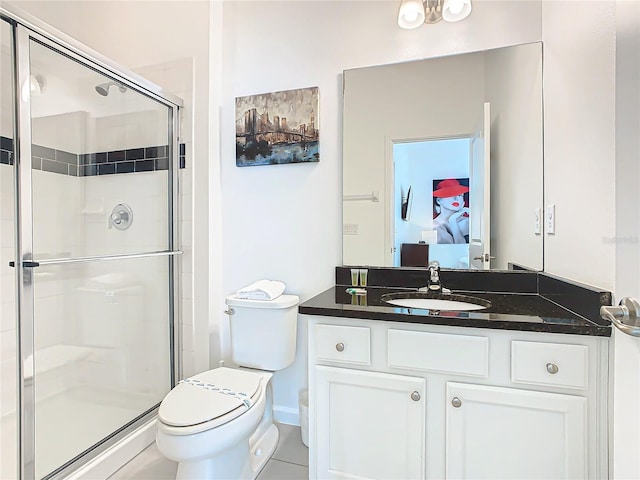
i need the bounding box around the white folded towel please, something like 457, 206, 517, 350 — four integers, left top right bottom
236, 280, 286, 300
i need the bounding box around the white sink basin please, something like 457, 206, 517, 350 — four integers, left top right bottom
385, 298, 488, 311
381, 292, 491, 311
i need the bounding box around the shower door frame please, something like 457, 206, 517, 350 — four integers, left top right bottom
2, 5, 183, 479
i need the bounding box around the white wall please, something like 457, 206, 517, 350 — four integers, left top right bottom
485, 42, 543, 271
542, 1, 616, 290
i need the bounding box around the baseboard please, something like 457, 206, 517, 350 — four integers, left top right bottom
273, 405, 300, 426
67, 417, 157, 480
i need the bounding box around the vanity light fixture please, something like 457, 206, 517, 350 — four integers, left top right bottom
398, 0, 472, 29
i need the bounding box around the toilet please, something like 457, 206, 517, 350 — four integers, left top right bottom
156, 293, 299, 480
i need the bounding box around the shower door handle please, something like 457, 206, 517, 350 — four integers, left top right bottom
8, 261, 40, 268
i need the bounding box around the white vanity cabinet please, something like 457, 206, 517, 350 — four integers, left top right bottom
315, 366, 426, 479
446, 382, 587, 479
305, 315, 609, 480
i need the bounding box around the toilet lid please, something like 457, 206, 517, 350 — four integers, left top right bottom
158, 367, 262, 427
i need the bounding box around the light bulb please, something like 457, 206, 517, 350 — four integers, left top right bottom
442, 0, 471, 22
448, 0, 464, 15
398, 0, 426, 29
403, 10, 420, 22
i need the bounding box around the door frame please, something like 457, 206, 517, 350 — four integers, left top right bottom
385, 133, 474, 269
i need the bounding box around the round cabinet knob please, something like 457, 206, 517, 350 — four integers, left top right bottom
335, 343, 345, 352
546, 363, 559, 374
411, 391, 421, 401
451, 397, 462, 408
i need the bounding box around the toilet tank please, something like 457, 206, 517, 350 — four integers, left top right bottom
225, 294, 300, 370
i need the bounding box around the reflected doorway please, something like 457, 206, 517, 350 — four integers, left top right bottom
393, 137, 471, 269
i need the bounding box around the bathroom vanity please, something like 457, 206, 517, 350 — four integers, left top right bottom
300, 268, 612, 480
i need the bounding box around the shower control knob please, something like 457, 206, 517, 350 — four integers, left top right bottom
451, 397, 462, 408
335, 343, 345, 352
546, 363, 559, 374
109, 203, 133, 230
410, 391, 421, 401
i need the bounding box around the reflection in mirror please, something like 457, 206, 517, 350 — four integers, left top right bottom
395, 138, 471, 269
343, 42, 543, 271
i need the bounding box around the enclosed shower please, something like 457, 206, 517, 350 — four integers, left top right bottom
1, 7, 182, 479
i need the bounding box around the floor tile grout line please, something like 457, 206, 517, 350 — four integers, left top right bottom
269, 458, 310, 468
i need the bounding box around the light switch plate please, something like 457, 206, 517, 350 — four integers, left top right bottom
545, 204, 555, 234
534, 207, 542, 235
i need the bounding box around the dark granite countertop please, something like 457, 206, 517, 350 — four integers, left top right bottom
299, 286, 612, 337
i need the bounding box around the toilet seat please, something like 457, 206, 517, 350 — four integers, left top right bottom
158, 367, 263, 432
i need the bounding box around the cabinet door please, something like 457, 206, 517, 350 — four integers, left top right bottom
315, 366, 426, 479
446, 382, 586, 479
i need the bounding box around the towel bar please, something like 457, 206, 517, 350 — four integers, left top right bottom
343, 191, 379, 202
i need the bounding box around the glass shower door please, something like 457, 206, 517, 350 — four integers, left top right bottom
1, 17, 18, 480
15, 28, 179, 478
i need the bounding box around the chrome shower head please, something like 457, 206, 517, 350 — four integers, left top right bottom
95, 81, 127, 96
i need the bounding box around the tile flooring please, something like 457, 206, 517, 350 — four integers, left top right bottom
108, 423, 309, 479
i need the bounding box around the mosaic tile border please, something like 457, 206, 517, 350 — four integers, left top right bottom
0, 136, 13, 166
0, 136, 186, 175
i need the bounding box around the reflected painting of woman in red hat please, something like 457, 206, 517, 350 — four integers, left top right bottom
432, 178, 470, 244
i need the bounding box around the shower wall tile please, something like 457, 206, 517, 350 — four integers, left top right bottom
108, 150, 126, 162
42, 158, 71, 175
0, 330, 16, 362
146, 145, 167, 158
179, 143, 186, 169
0, 150, 11, 165
32, 144, 56, 160
181, 220, 193, 248
98, 163, 116, 175
135, 159, 155, 172
81, 165, 97, 176
0, 136, 13, 166
0, 356, 17, 417
181, 298, 193, 327
155, 157, 169, 170
180, 247, 193, 274
126, 148, 145, 161
0, 136, 13, 152
0, 300, 16, 333
81, 152, 107, 165
180, 271, 193, 301
179, 167, 193, 196
0, 136, 186, 177
55, 149, 79, 165
116, 162, 135, 174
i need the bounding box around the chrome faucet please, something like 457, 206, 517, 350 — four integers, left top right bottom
419, 261, 450, 294
427, 261, 441, 291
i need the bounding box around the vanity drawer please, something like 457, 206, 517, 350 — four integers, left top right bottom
387, 329, 489, 377
511, 341, 588, 389
314, 324, 371, 365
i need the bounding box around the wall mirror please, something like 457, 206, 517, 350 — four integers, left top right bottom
342, 42, 543, 271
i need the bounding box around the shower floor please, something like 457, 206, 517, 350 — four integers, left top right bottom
1, 385, 156, 479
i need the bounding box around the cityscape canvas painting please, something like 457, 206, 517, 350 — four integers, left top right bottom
235, 87, 319, 167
